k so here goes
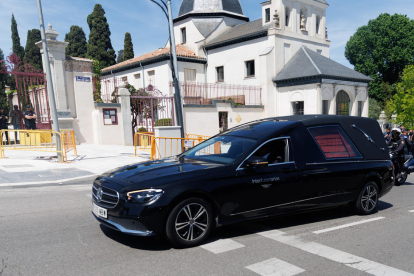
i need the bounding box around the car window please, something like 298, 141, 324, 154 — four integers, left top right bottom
308, 126, 362, 159
182, 135, 257, 164
250, 138, 291, 165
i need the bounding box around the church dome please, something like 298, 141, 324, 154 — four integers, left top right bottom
178, 0, 245, 17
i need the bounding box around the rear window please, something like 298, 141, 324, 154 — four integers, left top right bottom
308, 126, 361, 159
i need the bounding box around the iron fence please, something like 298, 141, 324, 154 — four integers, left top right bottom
131, 96, 175, 134
170, 81, 262, 106
94, 76, 127, 103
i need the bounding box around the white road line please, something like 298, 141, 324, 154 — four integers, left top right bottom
312, 217, 385, 234
200, 239, 245, 254
0, 175, 97, 187
246, 258, 305, 276
409, 210, 414, 213
257, 229, 414, 276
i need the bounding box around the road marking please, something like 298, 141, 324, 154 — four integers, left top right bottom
0, 174, 97, 187
200, 239, 245, 254
409, 210, 414, 213
257, 229, 414, 276
246, 258, 305, 276
312, 217, 385, 234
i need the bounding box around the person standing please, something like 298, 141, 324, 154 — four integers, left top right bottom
0, 107, 9, 144
384, 128, 391, 142
9, 105, 22, 144
23, 105, 37, 130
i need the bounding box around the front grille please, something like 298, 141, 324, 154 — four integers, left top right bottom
92, 182, 119, 208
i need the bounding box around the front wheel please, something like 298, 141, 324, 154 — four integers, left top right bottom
165, 198, 213, 248
355, 182, 379, 215
395, 171, 407, 186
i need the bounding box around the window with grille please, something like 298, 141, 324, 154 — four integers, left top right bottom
134, 74, 141, 89
308, 126, 361, 159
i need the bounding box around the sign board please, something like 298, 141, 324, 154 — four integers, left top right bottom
184, 140, 194, 148
104, 118, 112, 125
76, 76, 91, 82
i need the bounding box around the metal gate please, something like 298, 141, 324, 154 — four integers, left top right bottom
336, 90, 350, 116
131, 96, 175, 134
0, 53, 51, 129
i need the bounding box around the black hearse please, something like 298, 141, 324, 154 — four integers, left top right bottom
92, 115, 393, 247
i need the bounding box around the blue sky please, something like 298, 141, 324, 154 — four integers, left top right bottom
1, 0, 413, 69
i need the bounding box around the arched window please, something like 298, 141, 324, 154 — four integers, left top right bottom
316, 16, 321, 34
285, 7, 290, 27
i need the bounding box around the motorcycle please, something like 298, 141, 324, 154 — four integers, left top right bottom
390, 152, 414, 185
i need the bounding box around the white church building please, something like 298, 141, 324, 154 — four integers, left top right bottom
102, 0, 372, 137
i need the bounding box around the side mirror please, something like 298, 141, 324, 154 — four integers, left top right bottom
246, 156, 268, 168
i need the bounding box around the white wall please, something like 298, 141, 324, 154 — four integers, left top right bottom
92, 105, 125, 145
207, 36, 269, 86
183, 103, 264, 136
65, 71, 95, 144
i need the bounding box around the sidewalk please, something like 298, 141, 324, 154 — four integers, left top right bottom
0, 145, 150, 186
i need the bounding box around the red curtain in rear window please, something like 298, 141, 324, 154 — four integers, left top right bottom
309, 127, 359, 159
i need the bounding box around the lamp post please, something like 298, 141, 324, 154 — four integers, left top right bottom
36, 0, 62, 162
149, 0, 185, 138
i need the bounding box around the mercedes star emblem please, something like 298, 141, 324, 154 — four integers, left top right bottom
97, 187, 103, 202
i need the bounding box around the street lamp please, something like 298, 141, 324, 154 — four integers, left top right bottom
149, 0, 185, 138
36, 0, 62, 162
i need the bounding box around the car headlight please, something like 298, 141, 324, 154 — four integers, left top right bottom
126, 189, 164, 204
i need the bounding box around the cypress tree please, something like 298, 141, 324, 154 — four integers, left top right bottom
23, 29, 43, 71
65, 25, 88, 58
117, 50, 124, 64
11, 14, 25, 60
87, 4, 116, 69
123, 32, 134, 61
0, 48, 8, 113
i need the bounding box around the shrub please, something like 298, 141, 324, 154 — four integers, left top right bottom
154, 118, 173, 127
137, 127, 147, 132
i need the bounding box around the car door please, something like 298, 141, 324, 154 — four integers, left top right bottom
216, 137, 299, 220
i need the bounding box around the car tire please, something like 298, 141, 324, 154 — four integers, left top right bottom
165, 197, 213, 248
355, 181, 379, 215
395, 172, 407, 186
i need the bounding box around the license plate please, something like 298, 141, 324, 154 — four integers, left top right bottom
93, 203, 107, 219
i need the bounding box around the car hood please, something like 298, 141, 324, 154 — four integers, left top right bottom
97, 157, 226, 188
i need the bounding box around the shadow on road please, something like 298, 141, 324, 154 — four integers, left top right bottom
98, 200, 394, 250
99, 225, 173, 251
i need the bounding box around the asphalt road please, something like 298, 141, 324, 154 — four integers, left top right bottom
1, 177, 414, 276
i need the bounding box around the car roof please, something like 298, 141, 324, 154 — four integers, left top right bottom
222, 115, 389, 161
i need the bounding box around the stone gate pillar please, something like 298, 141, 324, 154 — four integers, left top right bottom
35, 23, 73, 130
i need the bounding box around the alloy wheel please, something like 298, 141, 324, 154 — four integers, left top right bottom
175, 203, 209, 241
361, 184, 378, 212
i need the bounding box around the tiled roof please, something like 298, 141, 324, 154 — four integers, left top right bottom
205, 19, 269, 48
274, 46, 372, 82
102, 45, 204, 73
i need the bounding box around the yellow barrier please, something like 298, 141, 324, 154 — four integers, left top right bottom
186, 133, 211, 141
134, 132, 155, 156
0, 129, 77, 163
62, 130, 77, 161
151, 137, 207, 160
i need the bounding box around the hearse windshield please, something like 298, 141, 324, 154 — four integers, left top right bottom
181, 135, 257, 164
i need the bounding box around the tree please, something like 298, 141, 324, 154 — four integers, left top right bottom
117, 50, 124, 63
345, 13, 414, 105
0, 49, 8, 113
87, 4, 116, 69
65, 25, 87, 58
11, 14, 25, 60
390, 65, 414, 128
368, 98, 382, 120
123, 32, 134, 61
23, 29, 43, 71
